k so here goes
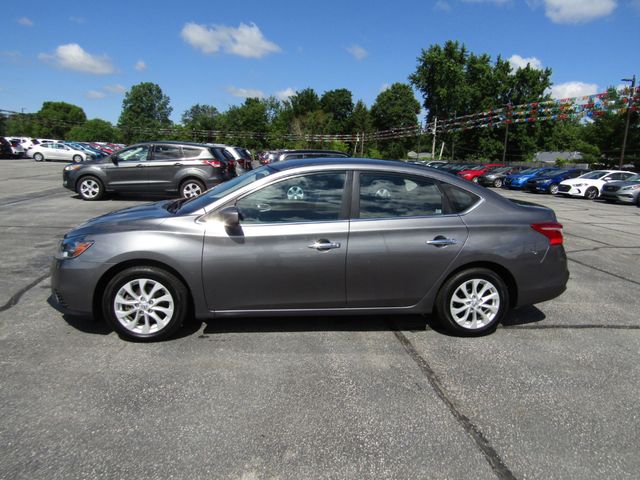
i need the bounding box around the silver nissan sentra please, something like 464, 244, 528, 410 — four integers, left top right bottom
51, 158, 568, 341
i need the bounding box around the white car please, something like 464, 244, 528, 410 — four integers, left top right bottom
28, 142, 88, 163
556, 170, 636, 199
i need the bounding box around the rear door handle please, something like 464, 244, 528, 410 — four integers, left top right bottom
174, 163, 183, 166
427, 236, 457, 247
308, 240, 341, 251
135, 164, 145, 167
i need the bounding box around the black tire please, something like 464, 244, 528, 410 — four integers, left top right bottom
435, 268, 508, 336
472, 177, 479, 183
585, 187, 598, 200
102, 266, 189, 342
493, 179, 503, 188
72, 154, 83, 163
77, 175, 105, 201
180, 179, 205, 198
33, 153, 44, 162
549, 184, 559, 195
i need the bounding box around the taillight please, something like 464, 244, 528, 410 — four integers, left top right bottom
202, 159, 222, 168
531, 222, 563, 246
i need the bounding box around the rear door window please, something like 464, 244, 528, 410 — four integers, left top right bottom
153, 145, 183, 160
358, 172, 444, 219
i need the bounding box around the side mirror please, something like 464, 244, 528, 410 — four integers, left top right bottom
110, 155, 119, 166
219, 206, 241, 227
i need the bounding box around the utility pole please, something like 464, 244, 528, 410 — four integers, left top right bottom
502, 103, 511, 164
431, 117, 438, 159
620, 74, 636, 169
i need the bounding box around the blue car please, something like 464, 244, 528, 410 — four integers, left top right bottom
524, 168, 590, 195
502, 167, 557, 189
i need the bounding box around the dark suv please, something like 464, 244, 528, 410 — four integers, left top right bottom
63, 142, 236, 200
0, 137, 13, 158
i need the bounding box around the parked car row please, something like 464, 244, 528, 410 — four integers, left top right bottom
475, 165, 639, 205
2, 137, 126, 159
257, 149, 349, 164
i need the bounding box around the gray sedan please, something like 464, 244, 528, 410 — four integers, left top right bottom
599, 174, 640, 205
51, 158, 569, 341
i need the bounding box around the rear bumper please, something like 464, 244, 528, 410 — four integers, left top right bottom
514, 246, 569, 307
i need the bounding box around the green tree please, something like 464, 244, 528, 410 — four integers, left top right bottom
288, 88, 320, 118
219, 98, 269, 149
36, 101, 87, 139
5, 113, 39, 137
118, 82, 173, 143
320, 88, 354, 134
181, 104, 220, 141
370, 83, 420, 159
66, 119, 119, 142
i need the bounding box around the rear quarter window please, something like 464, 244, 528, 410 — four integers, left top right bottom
441, 183, 481, 213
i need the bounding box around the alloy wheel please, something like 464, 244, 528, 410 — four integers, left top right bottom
449, 279, 500, 330
113, 278, 175, 335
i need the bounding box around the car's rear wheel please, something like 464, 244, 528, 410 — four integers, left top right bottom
472, 177, 479, 183
549, 184, 559, 195
34, 153, 44, 162
77, 176, 104, 201
102, 266, 188, 342
493, 179, 503, 188
435, 268, 508, 335
72, 154, 83, 163
585, 187, 598, 200
180, 179, 205, 198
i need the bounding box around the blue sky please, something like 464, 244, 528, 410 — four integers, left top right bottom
1, 0, 638, 124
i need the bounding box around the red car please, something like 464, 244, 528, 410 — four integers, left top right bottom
458, 163, 505, 182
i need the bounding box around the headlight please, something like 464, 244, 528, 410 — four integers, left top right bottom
572, 183, 585, 187
538, 179, 552, 184
622, 185, 640, 190
64, 164, 83, 171
57, 237, 94, 259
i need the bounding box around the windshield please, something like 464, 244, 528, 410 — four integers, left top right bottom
541, 169, 566, 176
178, 165, 276, 214
490, 167, 510, 174
626, 174, 640, 182
519, 168, 539, 174
579, 170, 609, 179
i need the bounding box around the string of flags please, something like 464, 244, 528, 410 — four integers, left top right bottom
1, 87, 638, 143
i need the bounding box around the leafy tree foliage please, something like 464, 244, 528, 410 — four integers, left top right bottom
36, 102, 87, 139
118, 83, 172, 143
181, 104, 220, 138
370, 83, 420, 158
320, 88, 354, 134
66, 119, 119, 142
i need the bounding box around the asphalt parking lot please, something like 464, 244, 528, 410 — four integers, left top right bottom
0, 158, 638, 480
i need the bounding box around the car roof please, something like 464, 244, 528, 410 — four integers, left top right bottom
131, 141, 214, 148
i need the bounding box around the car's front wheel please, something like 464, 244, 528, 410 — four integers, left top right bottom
585, 187, 598, 200
493, 179, 503, 188
77, 176, 105, 201
435, 268, 508, 335
180, 179, 205, 198
102, 266, 189, 342
549, 184, 559, 195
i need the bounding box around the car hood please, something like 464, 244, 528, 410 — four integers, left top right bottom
560, 178, 601, 185
66, 200, 175, 238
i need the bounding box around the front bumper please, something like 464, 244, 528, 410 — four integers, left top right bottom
600, 191, 638, 204
556, 185, 586, 197
50, 256, 111, 317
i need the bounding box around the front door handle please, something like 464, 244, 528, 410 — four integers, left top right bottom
174, 163, 183, 166
308, 239, 341, 251
427, 236, 457, 247
135, 164, 145, 167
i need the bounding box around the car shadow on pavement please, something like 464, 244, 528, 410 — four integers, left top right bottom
501, 305, 546, 327
202, 314, 428, 334
71, 193, 176, 202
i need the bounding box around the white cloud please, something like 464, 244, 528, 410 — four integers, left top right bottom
104, 84, 126, 94
86, 90, 106, 99
380, 83, 391, 93
134, 60, 147, 71
226, 86, 265, 99
275, 88, 295, 101
38, 43, 115, 75
346, 44, 368, 60
508, 54, 543, 71
17, 17, 34, 26
181, 22, 281, 59
543, 0, 616, 23
434, 1, 452, 11
549, 81, 599, 99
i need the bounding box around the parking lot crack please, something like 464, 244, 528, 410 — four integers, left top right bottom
392, 329, 517, 480
0, 273, 50, 313
567, 257, 640, 286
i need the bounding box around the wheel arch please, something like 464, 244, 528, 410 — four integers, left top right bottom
433, 261, 518, 310
92, 259, 195, 321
